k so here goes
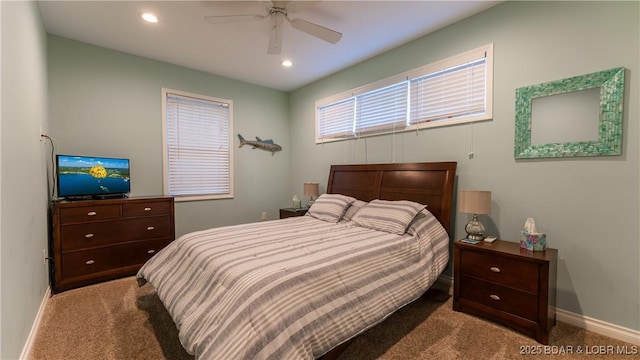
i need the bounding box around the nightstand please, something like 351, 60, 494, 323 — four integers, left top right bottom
453, 239, 557, 344
279, 207, 308, 219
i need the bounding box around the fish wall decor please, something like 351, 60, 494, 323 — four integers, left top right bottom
238, 134, 282, 153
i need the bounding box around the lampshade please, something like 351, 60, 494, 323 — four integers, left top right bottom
304, 182, 319, 197
458, 190, 491, 215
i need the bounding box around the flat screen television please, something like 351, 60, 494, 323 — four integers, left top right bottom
56, 154, 130, 199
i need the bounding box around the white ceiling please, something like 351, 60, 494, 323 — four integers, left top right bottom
38, 1, 500, 92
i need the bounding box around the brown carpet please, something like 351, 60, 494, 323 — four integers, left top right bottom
28, 277, 635, 360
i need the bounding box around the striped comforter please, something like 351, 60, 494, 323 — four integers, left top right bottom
136, 209, 449, 360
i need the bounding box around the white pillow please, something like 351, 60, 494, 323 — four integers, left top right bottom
352, 199, 427, 234
306, 193, 356, 223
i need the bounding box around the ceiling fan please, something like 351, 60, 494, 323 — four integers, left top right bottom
204, 1, 342, 55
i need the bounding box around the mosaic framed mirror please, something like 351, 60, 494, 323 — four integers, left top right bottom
514, 67, 625, 159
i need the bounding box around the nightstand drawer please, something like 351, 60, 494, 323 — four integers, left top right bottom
460, 250, 539, 293
460, 276, 539, 322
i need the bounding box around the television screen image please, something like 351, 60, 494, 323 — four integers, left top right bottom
57, 155, 130, 198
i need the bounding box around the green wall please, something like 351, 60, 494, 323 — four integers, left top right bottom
47, 36, 291, 237
288, 1, 639, 331
1, 1, 50, 358
2, 2, 639, 357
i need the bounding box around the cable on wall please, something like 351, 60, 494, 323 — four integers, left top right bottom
41, 134, 58, 200
468, 122, 475, 160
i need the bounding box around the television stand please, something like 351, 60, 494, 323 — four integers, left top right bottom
50, 196, 175, 292
63, 195, 93, 201
92, 193, 128, 200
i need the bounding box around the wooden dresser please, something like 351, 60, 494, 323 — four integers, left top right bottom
51, 196, 175, 293
453, 239, 557, 344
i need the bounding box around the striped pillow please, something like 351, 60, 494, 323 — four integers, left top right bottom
307, 194, 356, 223
352, 199, 427, 234
342, 200, 368, 222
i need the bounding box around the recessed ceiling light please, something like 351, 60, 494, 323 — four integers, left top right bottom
281, 60, 293, 67
140, 13, 159, 23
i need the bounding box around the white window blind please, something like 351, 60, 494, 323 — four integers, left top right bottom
317, 98, 355, 141
163, 89, 233, 201
356, 81, 408, 135
315, 44, 493, 143
409, 58, 486, 124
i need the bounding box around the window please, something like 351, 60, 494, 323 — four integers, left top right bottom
316, 44, 493, 143
162, 88, 233, 201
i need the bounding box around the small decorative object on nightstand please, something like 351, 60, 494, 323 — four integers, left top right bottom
458, 190, 491, 240
292, 194, 301, 209
453, 239, 557, 344
279, 207, 308, 219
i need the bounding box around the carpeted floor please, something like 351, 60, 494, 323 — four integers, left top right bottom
28, 277, 635, 360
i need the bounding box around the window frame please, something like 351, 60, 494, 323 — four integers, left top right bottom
315, 44, 493, 143
161, 88, 234, 202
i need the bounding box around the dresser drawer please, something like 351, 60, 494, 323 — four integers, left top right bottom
120, 216, 172, 241
59, 205, 121, 224
61, 221, 126, 252
60, 216, 172, 252
460, 250, 539, 293
460, 276, 539, 322
61, 238, 170, 279
122, 201, 172, 217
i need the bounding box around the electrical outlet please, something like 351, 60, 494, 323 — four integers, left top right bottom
261, 212, 267, 220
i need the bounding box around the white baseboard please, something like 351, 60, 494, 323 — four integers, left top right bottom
436, 274, 453, 287
434, 274, 454, 295
556, 308, 640, 346
20, 286, 50, 360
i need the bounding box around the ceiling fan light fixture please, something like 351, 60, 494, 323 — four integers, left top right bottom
204, 1, 342, 55
140, 12, 159, 23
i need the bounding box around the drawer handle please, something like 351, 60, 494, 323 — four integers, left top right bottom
490, 267, 501, 273
146, 226, 155, 231
85, 260, 95, 265
84, 233, 94, 238
490, 294, 501, 301
87, 211, 97, 216
147, 249, 156, 254
144, 207, 152, 211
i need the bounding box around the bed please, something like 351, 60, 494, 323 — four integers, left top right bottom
136, 162, 457, 360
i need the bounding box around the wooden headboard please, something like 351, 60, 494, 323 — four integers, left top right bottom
327, 162, 457, 234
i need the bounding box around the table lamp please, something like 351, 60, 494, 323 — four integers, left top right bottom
304, 182, 319, 207
458, 190, 491, 240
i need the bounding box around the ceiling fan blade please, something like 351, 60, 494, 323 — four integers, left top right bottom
268, 12, 284, 54
289, 17, 342, 44
204, 14, 266, 24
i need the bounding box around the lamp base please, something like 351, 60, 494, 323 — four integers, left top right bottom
464, 214, 485, 241
464, 234, 485, 241
307, 196, 316, 208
